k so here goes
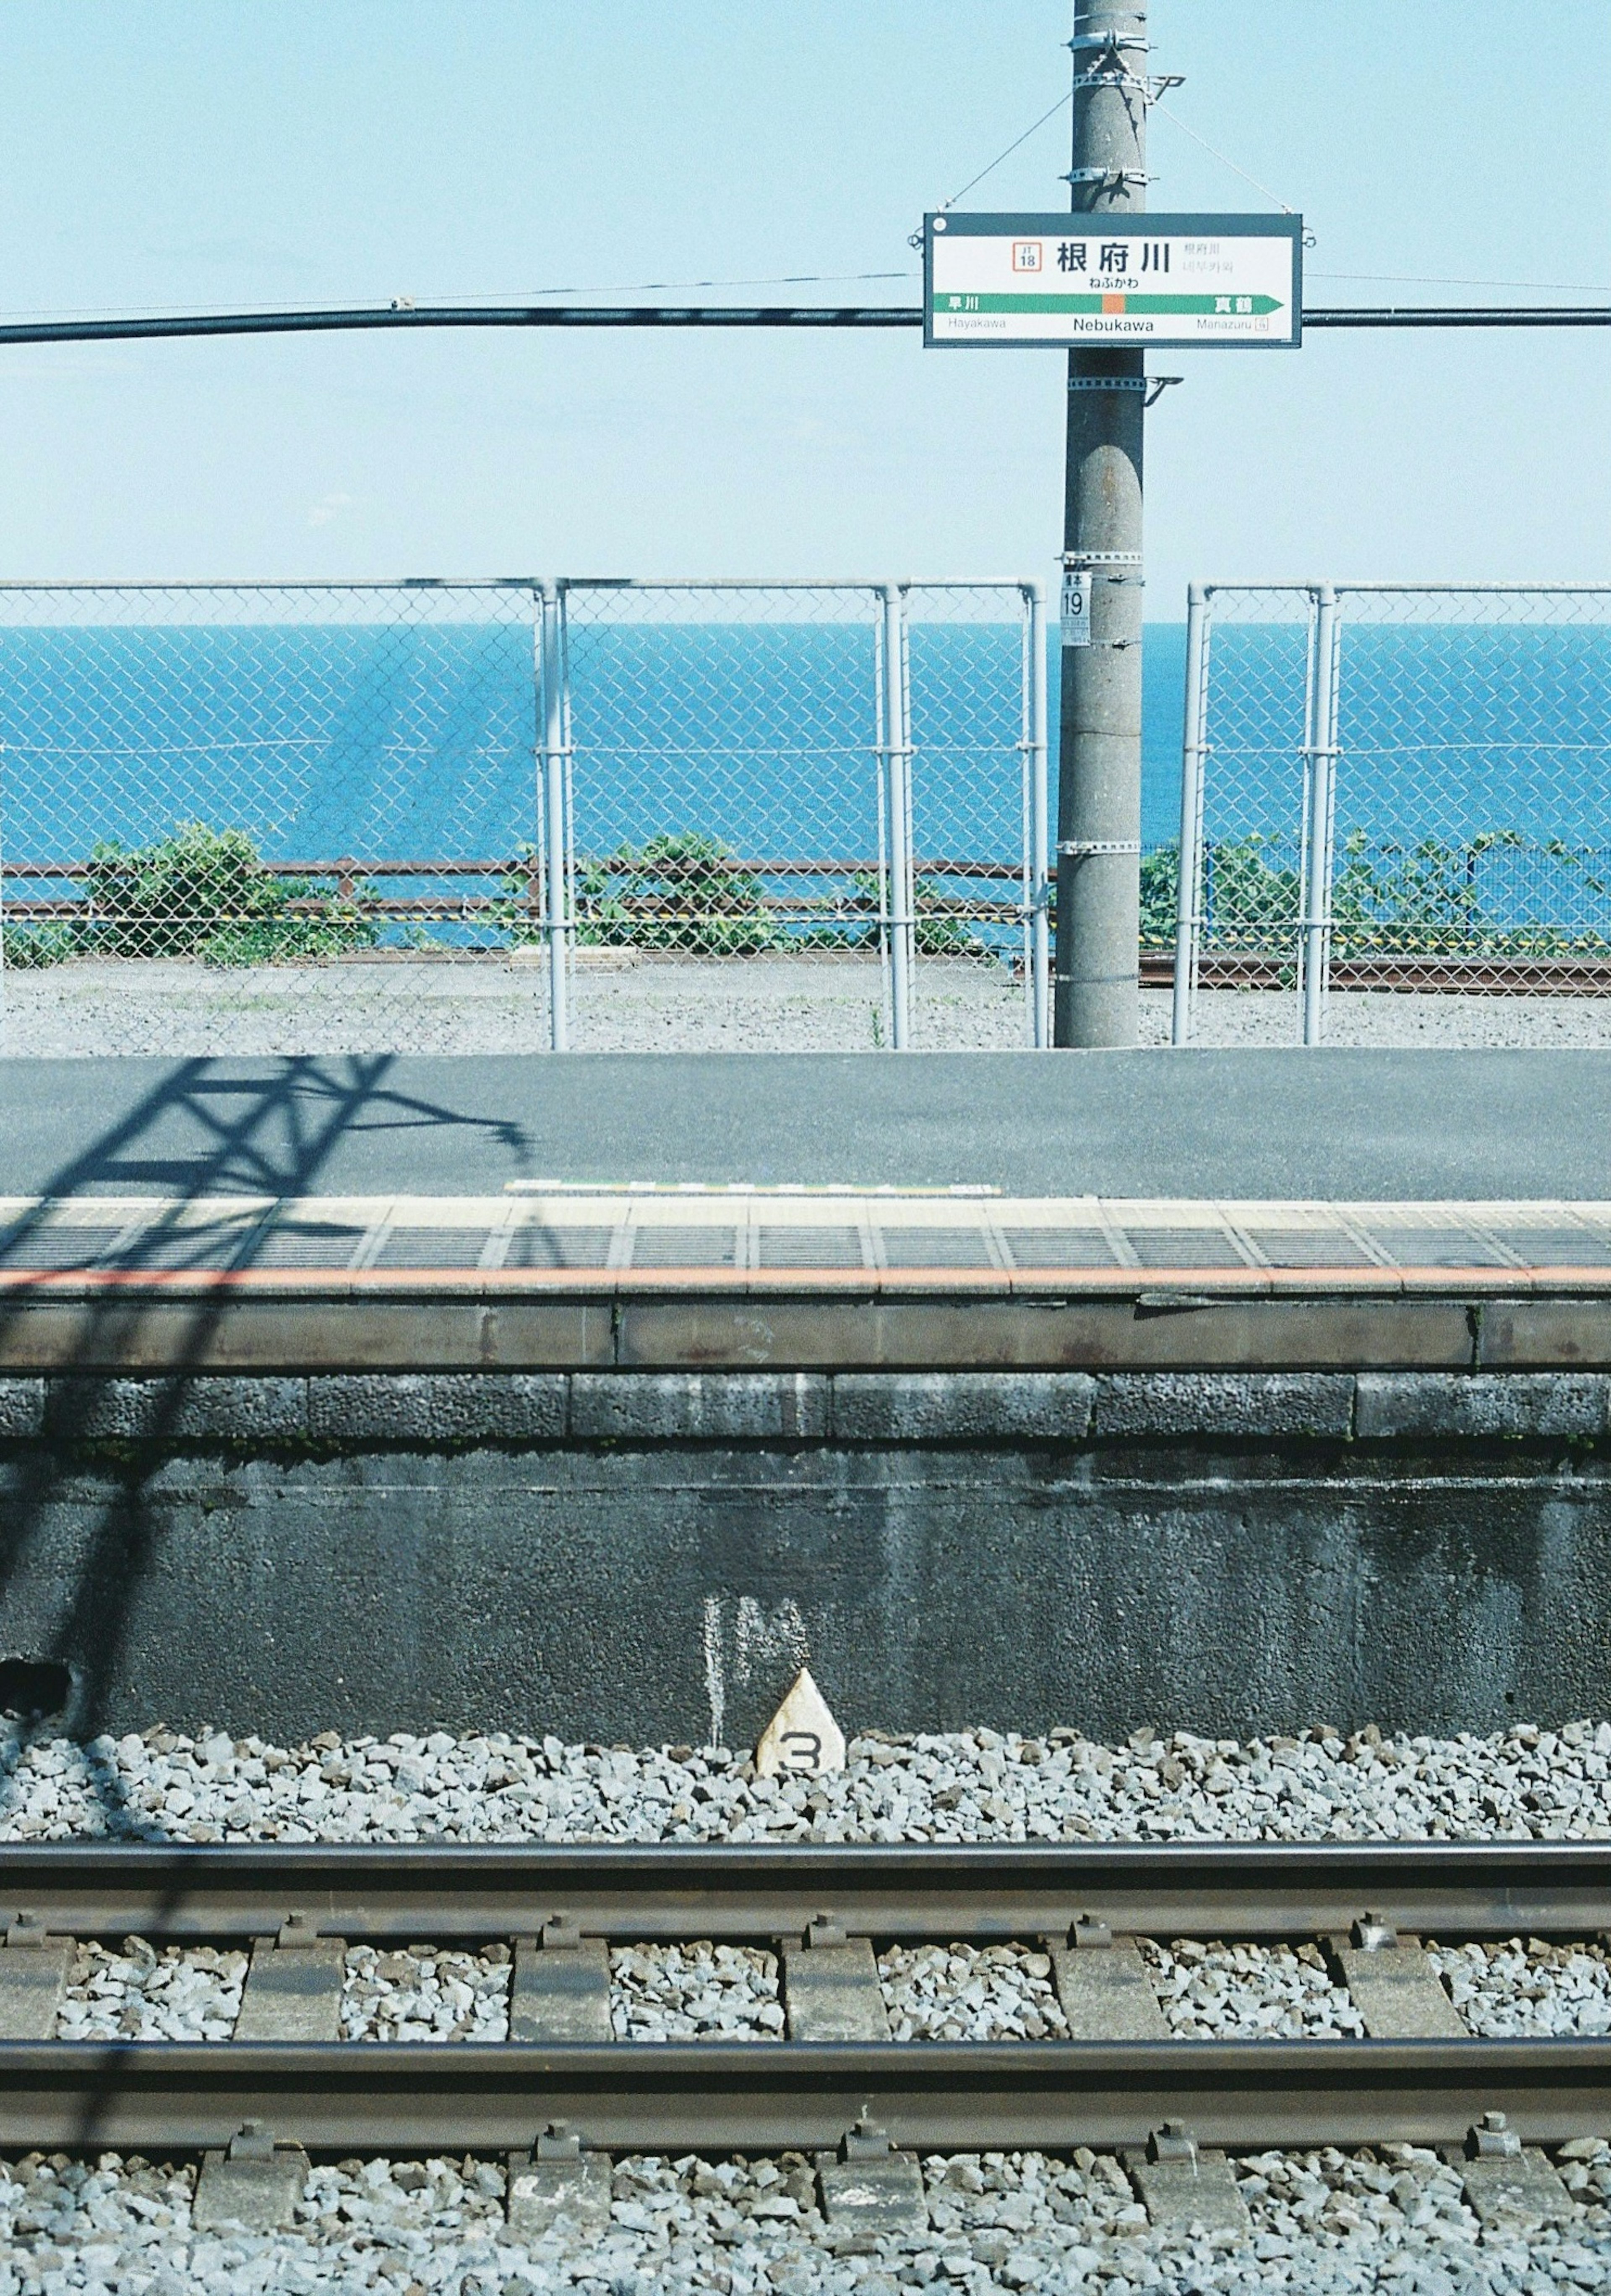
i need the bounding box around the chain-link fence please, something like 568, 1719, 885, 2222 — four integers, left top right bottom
0, 576, 1045, 1056
1171, 583, 1611, 1043
559, 580, 1047, 1052
0, 579, 550, 1055
905, 583, 1049, 1050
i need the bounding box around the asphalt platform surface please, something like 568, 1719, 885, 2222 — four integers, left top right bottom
0, 1048, 1601, 1202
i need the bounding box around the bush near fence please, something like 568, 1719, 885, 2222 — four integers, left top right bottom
2, 820, 1005, 972
1329, 831, 1611, 960
1170, 829, 1611, 967
3, 822, 378, 969
499, 831, 988, 961
17, 818, 1600, 975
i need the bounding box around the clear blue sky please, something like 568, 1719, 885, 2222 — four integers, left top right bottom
1, 2, 1608, 605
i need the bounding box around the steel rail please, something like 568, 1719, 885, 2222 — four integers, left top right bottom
4, 1839, 1608, 1940
3, 2037, 1611, 2155
1, 303, 1610, 347
8, 1842, 1611, 2156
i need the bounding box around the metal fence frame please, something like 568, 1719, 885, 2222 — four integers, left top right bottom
547, 577, 1048, 1053
1172, 581, 1611, 1045
0, 574, 1047, 1055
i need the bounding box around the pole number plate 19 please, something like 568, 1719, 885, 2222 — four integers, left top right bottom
1061, 566, 1091, 647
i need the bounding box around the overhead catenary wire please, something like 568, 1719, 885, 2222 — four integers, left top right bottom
1, 302, 1610, 347
0, 270, 920, 326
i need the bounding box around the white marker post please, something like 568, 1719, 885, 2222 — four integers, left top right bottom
755, 1667, 846, 1779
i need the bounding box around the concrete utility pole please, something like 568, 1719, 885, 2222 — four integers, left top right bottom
1054, 0, 1147, 1049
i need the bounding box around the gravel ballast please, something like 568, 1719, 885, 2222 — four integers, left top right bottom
3, 2141, 1609, 2295
8, 1717, 1611, 1848
1139, 1937, 1366, 2040
610, 1943, 785, 2042
57, 1941, 246, 2043
8, 1714, 1611, 2292
341, 1943, 511, 2043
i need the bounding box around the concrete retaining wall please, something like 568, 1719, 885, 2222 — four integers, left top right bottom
1, 1370, 1609, 1745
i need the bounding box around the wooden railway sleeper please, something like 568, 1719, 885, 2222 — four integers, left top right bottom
1448, 2110, 1576, 2229
1048, 1914, 1169, 2040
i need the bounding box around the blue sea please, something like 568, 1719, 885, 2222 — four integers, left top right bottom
0, 617, 1184, 859
0, 611, 1607, 943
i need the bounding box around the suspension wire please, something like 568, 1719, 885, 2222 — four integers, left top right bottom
1149, 98, 1298, 217
933, 89, 1074, 214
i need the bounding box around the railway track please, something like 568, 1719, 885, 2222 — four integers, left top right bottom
2, 1838, 1608, 2231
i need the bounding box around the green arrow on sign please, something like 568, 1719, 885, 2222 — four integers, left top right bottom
936, 292, 1284, 317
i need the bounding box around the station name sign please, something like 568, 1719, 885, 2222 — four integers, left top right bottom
924, 212, 1302, 350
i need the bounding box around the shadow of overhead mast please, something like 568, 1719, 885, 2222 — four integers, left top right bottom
0, 1054, 534, 1785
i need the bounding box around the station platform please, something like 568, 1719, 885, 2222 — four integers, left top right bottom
0, 1051, 1607, 1750
0, 1184, 1603, 1372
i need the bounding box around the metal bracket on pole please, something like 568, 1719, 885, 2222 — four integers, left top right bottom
1071, 69, 1153, 97
1067, 376, 1150, 393
1069, 26, 1149, 52
1144, 375, 1182, 408
1063, 167, 1153, 188
1058, 839, 1142, 858
1062, 550, 1142, 564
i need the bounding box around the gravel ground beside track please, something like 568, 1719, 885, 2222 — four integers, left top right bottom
6, 956, 1611, 1052
1149, 987, 1611, 1049
6, 1717, 1609, 1848
8, 1716, 1611, 2291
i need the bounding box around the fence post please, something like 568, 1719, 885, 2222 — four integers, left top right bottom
1301, 582, 1340, 1046
1171, 583, 1211, 1046
1025, 582, 1051, 1047
882, 584, 912, 1050
0, 740, 7, 1053
539, 581, 570, 1053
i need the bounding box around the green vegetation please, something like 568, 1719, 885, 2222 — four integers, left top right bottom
605, 832, 779, 956
551, 834, 993, 958
526, 831, 780, 956
16, 817, 1600, 973
1139, 845, 1179, 948
1, 924, 77, 970
912, 882, 983, 956
86, 823, 379, 964
1139, 829, 1611, 961
5, 822, 378, 968
1137, 836, 1298, 951
1329, 830, 1611, 958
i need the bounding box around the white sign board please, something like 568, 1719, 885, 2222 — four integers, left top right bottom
925, 212, 1302, 350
